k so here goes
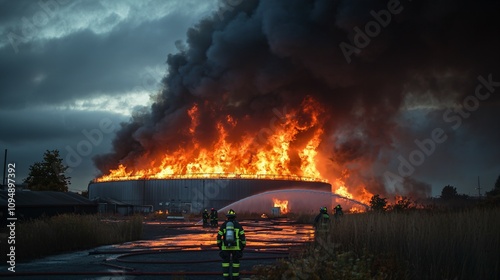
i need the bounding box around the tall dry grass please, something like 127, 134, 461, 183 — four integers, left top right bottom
333, 207, 499, 279
253, 206, 500, 280
0, 214, 143, 262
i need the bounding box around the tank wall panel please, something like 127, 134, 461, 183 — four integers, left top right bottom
89, 181, 144, 205
88, 179, 331, 214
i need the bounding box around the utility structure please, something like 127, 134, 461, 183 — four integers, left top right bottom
476, 176, 482, 197
2, 149, 6, 187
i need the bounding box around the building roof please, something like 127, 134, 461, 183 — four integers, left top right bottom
92, 196, 133, 206
0, 190, 96, 207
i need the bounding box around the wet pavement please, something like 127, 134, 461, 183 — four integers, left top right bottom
0, 218, 315, 279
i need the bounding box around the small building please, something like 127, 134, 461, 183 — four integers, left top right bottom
92, 197, 153, 215
0, 190, 97, 223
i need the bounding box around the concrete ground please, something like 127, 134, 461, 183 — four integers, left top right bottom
0, 219, 314, 280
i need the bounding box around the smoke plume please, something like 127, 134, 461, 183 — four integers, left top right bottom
94, 0, 500, 200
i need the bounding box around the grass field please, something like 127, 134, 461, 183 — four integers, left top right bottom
253, 206, 500, 280
0, 214, 143, 262
2, 206, 498, 279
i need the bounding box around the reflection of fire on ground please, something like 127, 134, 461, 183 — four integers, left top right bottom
119, 220, 315, 251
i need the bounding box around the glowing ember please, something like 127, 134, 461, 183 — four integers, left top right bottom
348, 206, 364, 213
273, 198, 289, 214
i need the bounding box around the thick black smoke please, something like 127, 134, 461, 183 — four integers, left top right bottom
94, 0, 500, 199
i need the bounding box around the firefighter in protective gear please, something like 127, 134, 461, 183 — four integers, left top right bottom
334, 204, 344, 218
217, 209, 246, 280
210, 208, 218, 227
313, 206, 330, 240
202, 209, 209, 227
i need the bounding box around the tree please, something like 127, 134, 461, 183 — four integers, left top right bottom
369, 194, 387, 212
440, 185, 458, 200
486, 175, 500, 197
24, 150, 71, 192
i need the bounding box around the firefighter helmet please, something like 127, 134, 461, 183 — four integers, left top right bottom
226, 209, 236, 218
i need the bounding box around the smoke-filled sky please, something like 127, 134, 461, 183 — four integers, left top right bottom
1, 0, 499, 198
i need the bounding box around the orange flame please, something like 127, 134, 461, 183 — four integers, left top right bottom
334, 169, 354, 199
348, 206, 364, 213
273, 198, 289, 214
97, 96, 327, 183
95, 96, 373, 205
335, 185, 353, 199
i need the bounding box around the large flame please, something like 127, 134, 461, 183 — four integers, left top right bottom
96, 96, 372, 204
98, 96, 325, 181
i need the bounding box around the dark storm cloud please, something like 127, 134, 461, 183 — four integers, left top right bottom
0, 0, 219, 192
0, 0, 35, 27
0, 108, 124, 190
397, 103, 500, 194
95, 0, 500, 198
0, 13, 190, 109
0, 108, 119, 144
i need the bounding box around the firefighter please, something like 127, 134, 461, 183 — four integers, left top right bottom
313, 206, 330, 240
202, 209, 209, 227
334, 204, 344, 219
217, 209, 246, 280
210, 208, 218, 227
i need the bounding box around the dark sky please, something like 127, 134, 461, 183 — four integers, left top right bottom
1, 0, 499, 198
0, 0, 218, 192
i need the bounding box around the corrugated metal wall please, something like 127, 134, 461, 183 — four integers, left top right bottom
88, 179, 331, 214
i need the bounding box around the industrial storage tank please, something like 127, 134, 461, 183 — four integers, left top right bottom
88, 176, 331, 214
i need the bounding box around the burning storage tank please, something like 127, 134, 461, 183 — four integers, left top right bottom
90, 96, 343, 213
89, 96, 376, 212
88, 175, 331, 214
